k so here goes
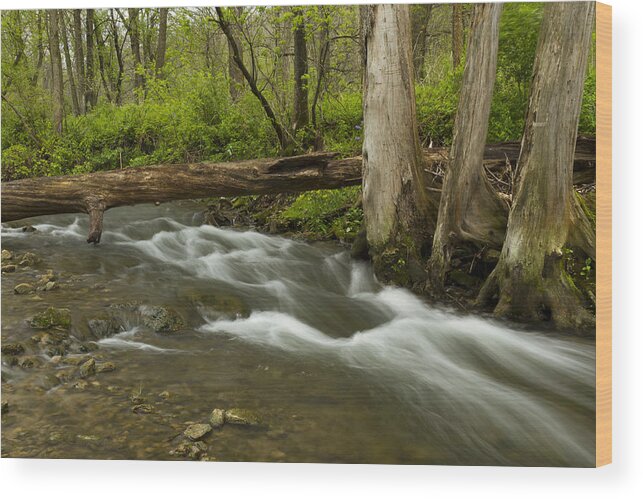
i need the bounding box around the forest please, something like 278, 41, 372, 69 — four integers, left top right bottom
1, 2, 599, 465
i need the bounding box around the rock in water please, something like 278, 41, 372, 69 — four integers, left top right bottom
79, 358, 96, 378
1, 343, 25, 356
209, 408, 226, 428
96, 362, 116, 373
141, 306, 184, 334
132, 404, 154, 414
183, 423, 212, 441
29, 307, 72, 330
1, 401, 9, 415
169, 441, 208, 460
2, 265, 16, 273
87, 316, 123, 338
14, 283, 35, 295
1, 249, 13, 261
19, 251, 39, 266
225, 408, 261, 426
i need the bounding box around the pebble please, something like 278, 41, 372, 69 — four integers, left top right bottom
132, 404, 154, 414
96, 362, 115, 373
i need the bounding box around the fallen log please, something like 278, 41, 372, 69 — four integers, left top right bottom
1, 153, 361, 243
1, 138, 595, 244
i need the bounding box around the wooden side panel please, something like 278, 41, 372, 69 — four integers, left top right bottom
595, 1, 612, 468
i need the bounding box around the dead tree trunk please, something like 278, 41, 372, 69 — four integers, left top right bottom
361, 4, 437, 288
1, 154, 361, 244
477, 2, 596, 331
426, 3, 505, 294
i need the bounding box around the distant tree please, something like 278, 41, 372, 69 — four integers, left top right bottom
46, 10, 65, 134
155, 8, 169, 77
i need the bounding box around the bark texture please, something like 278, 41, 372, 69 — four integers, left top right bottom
427, 3, 505, 294
477, 2, 596, 331
226, 7, 244, 101
361, 5, 436, 287
155, 8, 169, 77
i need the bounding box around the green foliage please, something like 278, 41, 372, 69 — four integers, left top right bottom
279, 186, 362, 241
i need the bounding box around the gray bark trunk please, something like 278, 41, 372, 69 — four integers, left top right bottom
427, 3, 505, 293
155, 8, 169, 77
293, 8, 310, 135
361, 4, 437, 288
477, 1, 596, 332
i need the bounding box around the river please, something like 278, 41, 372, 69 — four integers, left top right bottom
1, 201, 595, 466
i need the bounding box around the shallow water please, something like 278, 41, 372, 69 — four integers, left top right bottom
1, 202, 595, 465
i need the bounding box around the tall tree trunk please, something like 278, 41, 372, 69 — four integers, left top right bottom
361, 4, 436, 288
426, 3, 506, 294
32, 11, 45, 87
47, 10, 65, 135
94, 24, 113, 103
477, 2, 596, 331
128, 8, 144, 94
72, 10, 85, 114
59, 12, 80, 116
292, 7, 310, 139
411, 4, 433, 81
110, 9, 125, 104
452, 4, 464, 69
311, 5, 331, 150
85, 9, 97, 110
155, 8, 169, 77
227, 7, 244, 101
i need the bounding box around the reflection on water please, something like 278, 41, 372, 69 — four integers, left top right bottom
1, 201, 595, 465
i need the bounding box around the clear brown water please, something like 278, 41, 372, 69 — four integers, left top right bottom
1, 201, 595, 465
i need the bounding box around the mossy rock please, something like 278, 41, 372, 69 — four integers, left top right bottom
141, 306, 184, 334
224, 408, 261, 426
29, 307, 72, 330
87, 315, 125, 339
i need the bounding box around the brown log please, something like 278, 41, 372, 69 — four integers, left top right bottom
1, 153, 361, 243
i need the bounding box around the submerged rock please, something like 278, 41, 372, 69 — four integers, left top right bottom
141, 306, 184, 334
225, 408, 261, 426
19, 251, 39, 266
1, 401, 9, 415
29, 307, 72, 330
1, 343, 25, 356
21, 225, 37, 233
1, 249, 13, 261
132, 404, 154, 414
2, 264, 16, 273
14, 283, 35, 295
87, 315, 124, 339
44, 281, 58, 292
79, 358, 96, 378
169, 440, 208, 460
17, 355, 44, 369
183, 423, 212, 441
158, 391, 171, 400
186, 293, 249, 318
96, 362, 115, 373
209, 408, 226, 428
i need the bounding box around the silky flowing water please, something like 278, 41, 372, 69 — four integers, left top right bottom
1, 201, 595, 466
